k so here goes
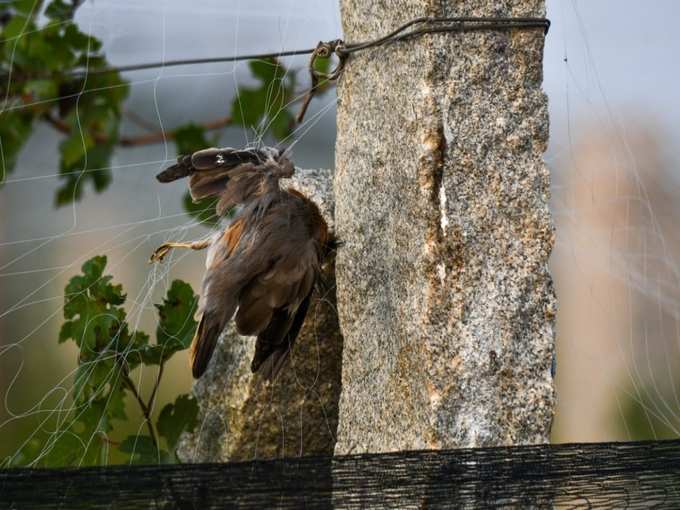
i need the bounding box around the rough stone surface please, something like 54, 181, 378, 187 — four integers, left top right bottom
334, 0, 555, 454
178, 168, 343, 462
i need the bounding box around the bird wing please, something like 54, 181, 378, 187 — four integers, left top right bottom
155, 147, 277, 215
189, 219, 244, 378
252, 291, 313, 380
238, 250, 317, 380
190, 194, 322, 379
156, 147, 262, 183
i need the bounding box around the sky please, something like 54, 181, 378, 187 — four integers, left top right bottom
70, 0, 680, 152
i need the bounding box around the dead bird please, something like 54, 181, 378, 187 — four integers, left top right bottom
151, 147, 335, 380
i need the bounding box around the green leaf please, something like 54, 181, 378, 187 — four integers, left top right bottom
174, 124, 209, 155
41, 398, 113, 467
270, 109, 294, 141
157, 394, 199, 451
56, 142, 115, 206
119, 435, 170, 464
9, 0, 39, 16
73, 355, 117, 402
82, 254, 107, 280
60, 256, 128, 350
63, 24, 101, 51
120, 330, 150, 370
231, 58, 295, 141
231, 87, 267, 129
1, 15, 31, 40
182, 191, 219, 227
119, 435, 157, 456
49, 53, 127, 205
44, 0, 87, 21
0, 112, 33, 183
128, 280, 198, 365
24, 79, 57, 99
26, 36, 64, 67
60, 130, 94, 167
45, 0, 74, 21
249, 58, 278, 83
155, 280, 198, 352
42, 430, 93, 467
138, 344, 166, 366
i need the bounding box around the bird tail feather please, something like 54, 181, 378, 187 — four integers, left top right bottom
190, 313, 222, 378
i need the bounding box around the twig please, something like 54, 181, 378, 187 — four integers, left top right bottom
122, 373, 159, 453
98, 433, 121, 447
124, 109, 161, 132
42, 112, 232, 147
118, 115, 232, 146
147, 362, 164, 414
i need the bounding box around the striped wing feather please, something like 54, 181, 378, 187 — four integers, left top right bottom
155, 147, 269, 215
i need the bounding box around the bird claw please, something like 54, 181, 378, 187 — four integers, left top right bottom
149, 244, 171, 263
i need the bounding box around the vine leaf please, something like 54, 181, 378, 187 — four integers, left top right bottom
0, 2, 127, 194
59, 255, 126, 351
157, 394, 199, 452
119, 435, 170, 464
142, 280, 198, 365
10, 255, 200, 468
231, 58, 296, 141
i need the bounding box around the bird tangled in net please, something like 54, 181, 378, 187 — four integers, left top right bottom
150, 147, 336, 381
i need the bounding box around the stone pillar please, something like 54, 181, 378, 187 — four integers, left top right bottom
178, 168, 343, 461
334, 0, 555, 453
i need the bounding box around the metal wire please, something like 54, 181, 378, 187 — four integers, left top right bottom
68, 16, 550, 78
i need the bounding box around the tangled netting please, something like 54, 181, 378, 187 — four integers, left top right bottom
2, 439, 679, 509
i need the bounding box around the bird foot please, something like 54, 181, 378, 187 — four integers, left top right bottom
149, 243, 172, 263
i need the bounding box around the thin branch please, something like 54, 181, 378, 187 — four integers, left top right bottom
122, 373, 159, 453
124, 109, 161, 132
147, 362, 164, 414
42, 112, 232, 147
121, 115, 232, 147
98, 433, 121, 447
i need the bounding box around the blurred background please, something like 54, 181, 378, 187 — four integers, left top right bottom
1, 0, 680, 462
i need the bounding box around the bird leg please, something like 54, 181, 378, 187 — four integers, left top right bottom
149, 238, 211, 263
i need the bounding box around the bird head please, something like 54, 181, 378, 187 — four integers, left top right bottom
259, 146, 294, 178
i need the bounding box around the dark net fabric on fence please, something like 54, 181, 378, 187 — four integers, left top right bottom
2, 440, 680, 509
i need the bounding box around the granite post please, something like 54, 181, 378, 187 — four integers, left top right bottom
333, 0, 556, 453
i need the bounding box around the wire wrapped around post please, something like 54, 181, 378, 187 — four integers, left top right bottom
296, 39, 347, 124
294, 17, 549, 124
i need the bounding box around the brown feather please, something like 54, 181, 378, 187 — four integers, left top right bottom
190, 312, 222, 378
235, 296, 274, 336
157, 147, 332, 380
222, 218, 245, 257
252, 291, 313, 380
188, 167, 233, 200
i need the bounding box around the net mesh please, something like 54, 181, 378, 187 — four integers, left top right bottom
2, 439, 680, 509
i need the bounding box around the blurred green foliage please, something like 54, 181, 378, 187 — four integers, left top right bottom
0, 0, 127, 204
620, 385, 680, 440
0, 0, 335, 468
0, 0, 309, 218
231, 59, 296, 141
6, 256, 200, 467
